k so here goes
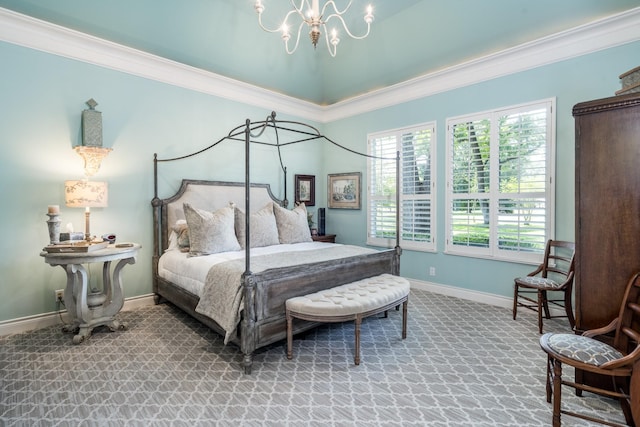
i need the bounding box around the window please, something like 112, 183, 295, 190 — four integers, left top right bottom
445, 99, 555, 263
368, 123, 435, 252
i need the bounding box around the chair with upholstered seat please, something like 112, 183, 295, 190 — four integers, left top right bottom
513, 239, 575, 333
539, 271, 640, 426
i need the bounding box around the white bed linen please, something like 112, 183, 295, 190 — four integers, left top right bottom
158, 242, 342, 297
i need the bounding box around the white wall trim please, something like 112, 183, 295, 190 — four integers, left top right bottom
1, 7, 639, 123
409, 278, 513, 310
409, 278, 566, 317
0, 7, 320, 121
0, 281, 563, 336
325, 7, 640, 121
0, 294, 155, 337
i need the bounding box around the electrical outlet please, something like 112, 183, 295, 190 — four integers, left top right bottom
54, 289, 64, 302
429, 267, 436, 276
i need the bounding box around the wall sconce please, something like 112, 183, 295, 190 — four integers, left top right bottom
65, 180, 108, 242
75, 98, 111, 177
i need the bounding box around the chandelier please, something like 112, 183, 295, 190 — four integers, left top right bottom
254, 1, 374, 57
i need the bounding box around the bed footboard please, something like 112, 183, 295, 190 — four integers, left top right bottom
240, 248, 400, 373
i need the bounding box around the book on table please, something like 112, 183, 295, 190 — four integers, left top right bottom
44, 241, 109, 253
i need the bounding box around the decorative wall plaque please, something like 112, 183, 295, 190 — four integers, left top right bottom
82, 98, 103, 147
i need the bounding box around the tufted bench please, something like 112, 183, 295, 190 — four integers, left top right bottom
285, 273, 410, 365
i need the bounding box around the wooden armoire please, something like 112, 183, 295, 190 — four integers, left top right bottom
574, 91, 640, 334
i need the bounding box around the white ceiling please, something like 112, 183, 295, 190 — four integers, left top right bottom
1, 0, 639, 104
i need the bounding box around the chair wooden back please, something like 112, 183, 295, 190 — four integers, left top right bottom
613, 272, 640, 355
540, 240, 575, 287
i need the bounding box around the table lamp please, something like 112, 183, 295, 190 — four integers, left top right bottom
64, 180, 108, 242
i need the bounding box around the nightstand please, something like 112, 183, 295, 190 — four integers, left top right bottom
312, 234, 336, 243
40, 243, 141, 344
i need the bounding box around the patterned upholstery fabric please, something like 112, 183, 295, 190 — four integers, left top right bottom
234, 202, 280, 249
515, 276, 562, 290
545, 333, 623, 366
183, 203, 241, 256
273, 202, 313, 244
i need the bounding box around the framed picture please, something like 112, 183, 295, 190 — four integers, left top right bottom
328, 172, 361, 209
295, 174, 315, 206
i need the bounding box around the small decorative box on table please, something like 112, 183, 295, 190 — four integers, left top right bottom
41, 242, 141, 344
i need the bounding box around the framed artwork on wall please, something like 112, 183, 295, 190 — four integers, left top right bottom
295, 174, 315, 206
328, 172, 361, 209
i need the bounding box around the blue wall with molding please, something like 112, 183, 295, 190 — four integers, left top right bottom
324, 42, 639, 298
1, 33, 638, 323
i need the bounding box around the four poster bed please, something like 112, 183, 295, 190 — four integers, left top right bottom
151, 112, 401, 373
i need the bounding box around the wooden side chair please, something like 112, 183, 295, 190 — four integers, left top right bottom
539, 271, 640, 426
513, 239, 576, 333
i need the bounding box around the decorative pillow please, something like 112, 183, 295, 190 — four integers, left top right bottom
235, 202, 280, 249
273, 202, 313, 244
183, 203, 241, 256
172, 219, 190, 253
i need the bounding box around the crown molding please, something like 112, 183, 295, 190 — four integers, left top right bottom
0, 7, 321, 120
1, 6, 639, 124
324, 7, 640, 122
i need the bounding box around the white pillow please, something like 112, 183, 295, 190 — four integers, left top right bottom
235, 202, 280, 249
273, 202, 313, 244
183, 203, 241, 256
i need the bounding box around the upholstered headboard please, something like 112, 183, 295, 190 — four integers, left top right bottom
154, 180, 283, 256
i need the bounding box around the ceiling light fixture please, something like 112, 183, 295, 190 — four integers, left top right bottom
254, 0, 374, 57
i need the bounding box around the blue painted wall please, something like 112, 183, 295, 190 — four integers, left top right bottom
0, 40, 322, 322
323, 41, 640, 297
1, 35, 638, 323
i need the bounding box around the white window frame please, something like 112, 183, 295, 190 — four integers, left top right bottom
444, 98, 556, 263
367, 122, 436, 252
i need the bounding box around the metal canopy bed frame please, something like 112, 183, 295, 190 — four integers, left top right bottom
151, 112, 401, 373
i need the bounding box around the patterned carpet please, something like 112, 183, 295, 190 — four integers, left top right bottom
0, 288, 625, 426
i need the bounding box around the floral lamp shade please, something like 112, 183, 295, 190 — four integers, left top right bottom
64, 180, 108, 241
64, 180, 108, 208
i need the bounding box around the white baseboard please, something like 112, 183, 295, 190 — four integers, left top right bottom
1, 281, 564, 337
409, 278, 513, 309
409, 278, 566, 316
0, 294, 156, 337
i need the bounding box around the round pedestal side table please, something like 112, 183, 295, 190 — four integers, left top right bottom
40, 243, 141, 344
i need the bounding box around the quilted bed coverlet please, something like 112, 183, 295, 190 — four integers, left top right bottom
195, 245, 376, 343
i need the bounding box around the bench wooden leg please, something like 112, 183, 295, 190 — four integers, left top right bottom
286, 310, 293, 360
354, 314, 362, 365
402, 299, 408, 339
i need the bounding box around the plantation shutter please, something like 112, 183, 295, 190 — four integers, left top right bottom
496, 107, 548, 253
449, 118, 491, 254
401, 129, 433, 249
445, 99, 554, 262
368, 123, 435, 251
368, 135, 397, 246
